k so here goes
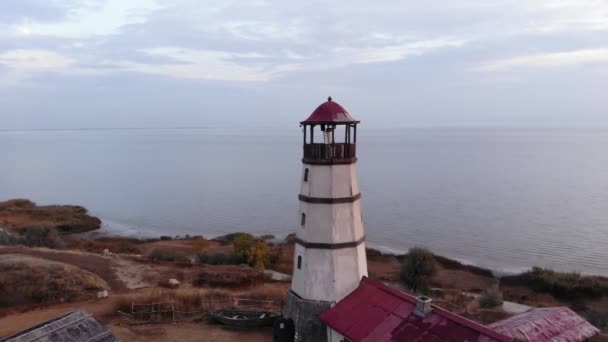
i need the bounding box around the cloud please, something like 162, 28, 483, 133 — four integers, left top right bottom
0, 49, 73, 87
0, 49, 106, 87
0, 49, 74, 71
334, 38, 467, 65
0, 0, 76, 23
12, 0, 162, 38
476, 49, 608, 72
521, 0, 608, 33
114, 47, 296, 81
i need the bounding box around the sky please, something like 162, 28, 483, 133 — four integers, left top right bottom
0, 0, 607, 129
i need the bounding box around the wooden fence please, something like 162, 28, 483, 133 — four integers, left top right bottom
120, 298, 280, 324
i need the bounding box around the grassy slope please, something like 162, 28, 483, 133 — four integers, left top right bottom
0, 199, 101, 234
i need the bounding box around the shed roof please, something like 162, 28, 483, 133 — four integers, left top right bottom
0, 310, 119, 342
319, 277, 512, 342
301, 97, 359, 124
488, 307, 599, 342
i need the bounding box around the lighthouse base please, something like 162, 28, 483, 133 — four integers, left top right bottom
283, 290, 332, 342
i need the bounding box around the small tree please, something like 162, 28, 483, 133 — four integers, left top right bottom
400, 247, 437, 294
248, 241, 271, 270
233, 234, 254, 262
190, 236, 210, 254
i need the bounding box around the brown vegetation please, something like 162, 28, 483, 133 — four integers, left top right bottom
0, 246, 126, 291
0, 255, 108, 308
501, 267, 608, 300
194, 265, 264, 288
0, 199, 101, 234
147, 248, 191, 263
67, 237, 144, 254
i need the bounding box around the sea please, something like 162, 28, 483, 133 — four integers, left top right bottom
1, 127, 607, 276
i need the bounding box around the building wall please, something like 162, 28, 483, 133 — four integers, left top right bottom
297, 162, 365, 244
297, 201, 364, 244
291, 243, 367, 302
300, 163, 359, 199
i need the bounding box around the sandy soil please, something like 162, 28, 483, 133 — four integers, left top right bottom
111, 258, 156, 290
109, 323, 272, 342
0, 297, 119, 335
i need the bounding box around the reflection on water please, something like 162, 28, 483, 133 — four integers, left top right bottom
1, 127, 607, 275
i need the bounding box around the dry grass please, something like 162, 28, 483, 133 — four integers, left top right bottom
113, 288, 233, 313
112, 283, 287, 315
194, 266, 264, 288
67, 237, 144, 254
147, 248, 191, 263
501, 267, 608, 300
0, 199, 101, 234
0, 255, 109, 307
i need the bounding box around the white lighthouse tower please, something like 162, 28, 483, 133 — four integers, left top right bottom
284, 97, 368, 342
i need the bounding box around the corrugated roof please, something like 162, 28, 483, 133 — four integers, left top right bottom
319, 277, 512, 342
0, 310, 119, 342
301, 97, 359, 124
489, 307, 600, 342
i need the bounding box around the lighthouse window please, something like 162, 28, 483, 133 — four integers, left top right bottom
297, 256, 302, 269
304, 168, 309, 182
301, 213, 306, 226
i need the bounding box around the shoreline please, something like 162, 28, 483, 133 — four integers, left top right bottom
94, 217, 601, 278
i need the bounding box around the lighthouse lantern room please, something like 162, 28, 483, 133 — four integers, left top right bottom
284, 97, 368, 342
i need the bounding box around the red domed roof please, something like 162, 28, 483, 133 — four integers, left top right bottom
301, 97, 359, 124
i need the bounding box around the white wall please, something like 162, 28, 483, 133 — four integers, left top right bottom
290, 159, 368, 307
300, 163, 360, 199
327, 328, 346, 342
291, 243, 368, 302
297, 201, 365, 244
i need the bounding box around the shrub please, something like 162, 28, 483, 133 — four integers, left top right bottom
217, 232, 254, 244
399, 247, 437, 294
190, 236, 210, 254
585, 310, 608, 329
233, 234, 254, 261
197, 252, 241, 265
479, 293, 503, 308
501, 267, 608, 300
269, 244, 283, 265
148, 248, 191, 263
18, 225, 65, 249
0, 229, 19, 245
248, 240, 271, 270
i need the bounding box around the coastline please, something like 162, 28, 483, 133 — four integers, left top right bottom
95, 216, 595, 278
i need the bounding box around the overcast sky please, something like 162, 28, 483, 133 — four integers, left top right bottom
1, 0, 607, 129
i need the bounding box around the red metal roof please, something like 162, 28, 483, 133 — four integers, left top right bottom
319, 277, 512, 342
489, 307, 600, 342
301, 97, 359, 124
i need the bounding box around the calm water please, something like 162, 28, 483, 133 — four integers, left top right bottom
1, 127, 607, 275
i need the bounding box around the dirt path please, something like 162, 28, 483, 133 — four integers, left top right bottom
111, 258, 156, 289
109, 323, 272, 342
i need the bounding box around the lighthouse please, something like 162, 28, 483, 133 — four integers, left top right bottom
284, 97, 368, 342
